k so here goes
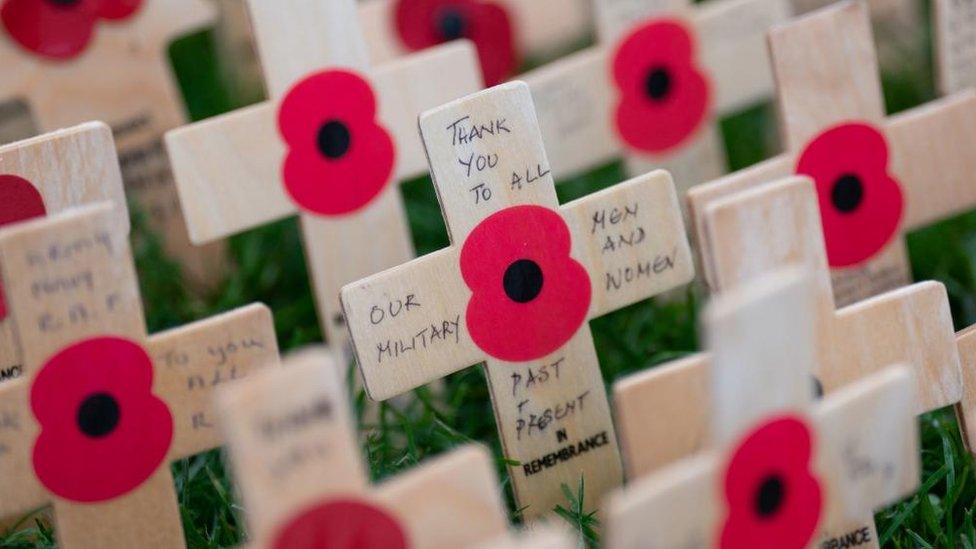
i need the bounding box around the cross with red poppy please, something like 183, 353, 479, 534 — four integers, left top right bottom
215, 347, 512, 548
0, 122, 128, 387
520, 0, 791, 194
165, 0, 482, 354
933, 0, 976, 96
606, 269, 920, 548
614, 176, 960, 544
0, 0, 228, 290
689, 0, 976, 308
340, 82, 695, 517
0, 204, 280, 547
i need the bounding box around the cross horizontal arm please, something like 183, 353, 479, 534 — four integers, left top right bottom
559, 170, 694, 319
153, 303, 279, 461
215, 348, 367, 547
374, 445, 509, 547
0, 380, 45, 518
165, 42, 482, 244
341, 247, 481, 401
888, 90, 976, 229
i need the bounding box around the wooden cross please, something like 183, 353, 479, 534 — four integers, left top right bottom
0, 0, 226, 289
340, 81, 694, 517
0, 204, 280, 548
0, 123, 129, 388
215, 347, 510, 548
606, 269, 920, 548
477, 524, 576, 548
521, 0, 791, 195
359, 0, 590, 80
934, 0, 976, 95
955, 326, 976, 453
165, 0, 482, 353
688, 0, 976, 307
614, 176, 961, 481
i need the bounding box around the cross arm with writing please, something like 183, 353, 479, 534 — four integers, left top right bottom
0, 204, 279, 548
688, 0, 976, 307
342, 82, 693, 517
165, 0, 482, 350
215, 347, 509, 548
605, 269, 919, 548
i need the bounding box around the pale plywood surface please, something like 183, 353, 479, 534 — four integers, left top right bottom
0, 205, 280, 548
217, 347, 508, 548
167, 41, 481, 243
0, 0, 226, 290
474, 524, 577, 549
956, 325, 976, 451
0, 123, 129, 386
342, 82, 693, 517
934, 0, 976, 95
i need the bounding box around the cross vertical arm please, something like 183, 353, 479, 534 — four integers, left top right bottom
933, 0, 976, 95
215, 348, 368, 547
0, 380, 45, 519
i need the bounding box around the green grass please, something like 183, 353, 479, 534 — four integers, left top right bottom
5, 6, 976, 547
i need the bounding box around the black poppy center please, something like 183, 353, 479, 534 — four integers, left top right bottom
831, 173, 864, 213
77, 392, 121, 439
503, 259, 544, 303
754, 474, 786, 518
48, 0, 82, 7
644, 66, 673, 102
437, 9, 468, 41
317, 120, 352, 160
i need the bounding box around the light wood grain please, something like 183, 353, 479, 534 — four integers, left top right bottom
342, 82, 693, 517
475, 523, 577, 549
605, 270, 919, 548
0, 0, 226, 290
0, 123, 129, 388
0, 205, 279, 548
934, 0, 976, 95
216, 347, 508, 548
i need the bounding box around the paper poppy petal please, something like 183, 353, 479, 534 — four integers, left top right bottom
278, 70, 378, 149
0, 174, 47, 320
273, 498, 408, 549
612, 19, 711, 154
460, 206, 591, 362
1, 0, 100, 59
465, 2, 515, 85
720, 416, 822, 549
97, 0, 143, 20
31, 337, 173, 503
796, 123, 904, 268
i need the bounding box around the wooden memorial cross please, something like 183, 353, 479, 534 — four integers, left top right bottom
614, 177, 961, 481
215, 347, 510, 548
934, 0, 976, 96
606, 269, 920, 548
0, 0, 226, 289
520, 0, 791, 193
358, 0, 590, 85
165, 0, 482, 353
0, 123, 129, 386
476, 524, 576, 548
688, 0, 976, 307
340, 82, 694, 516
0, 204, 280, 548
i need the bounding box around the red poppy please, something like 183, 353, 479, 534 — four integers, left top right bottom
460, 205, 591, 362
796, 123, 904, 268
31, 337, 173, 503
272, 498, 408, 549
720, 416, 822, 549
393, 0, 515, 86
278, 70, 396, 217
0, 174, 47, 320
1, 0, 143, 60
612, 19, 711, 155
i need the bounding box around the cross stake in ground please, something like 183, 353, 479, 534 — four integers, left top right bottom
0, 0, 226, 289
215, 347, 510, 548
165, 0, 482, 353
521, 0, 791, 191
0, 123, 129, 386
688, 0, 976, 307
0, 204, 280, 548
616, 176, 961, 477
341, 82, 694, 517
607, 269, 919, 548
